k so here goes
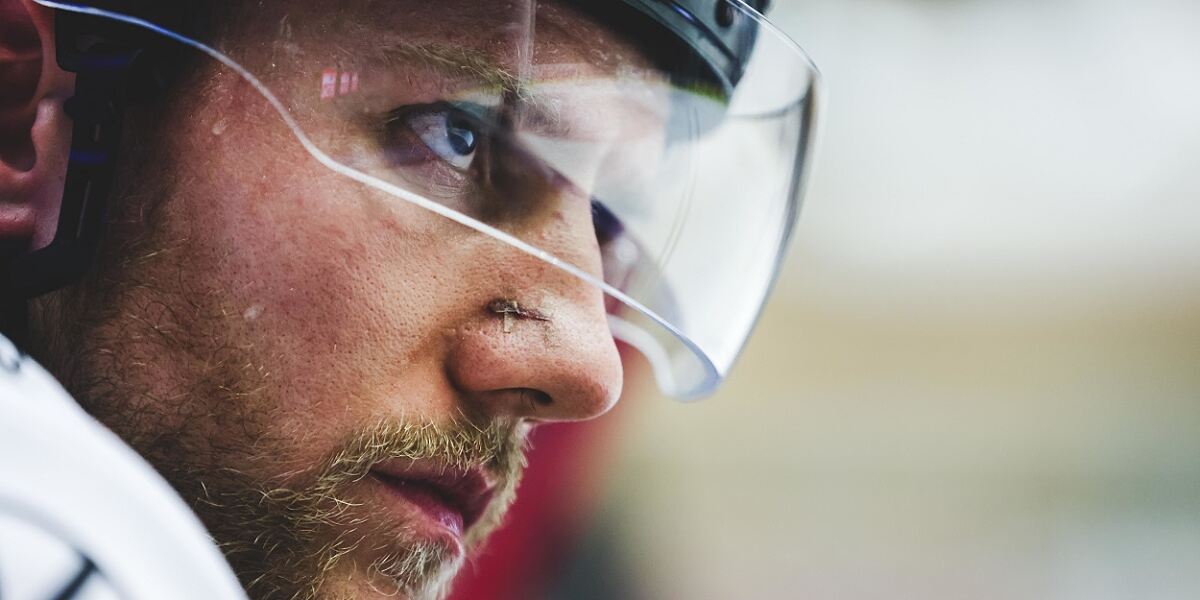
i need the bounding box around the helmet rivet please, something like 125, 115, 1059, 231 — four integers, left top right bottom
715, 0, 738, 27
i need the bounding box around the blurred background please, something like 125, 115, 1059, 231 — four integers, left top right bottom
453, 0, 1200, 598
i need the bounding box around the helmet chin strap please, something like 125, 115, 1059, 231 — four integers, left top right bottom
2, 2, 192, 302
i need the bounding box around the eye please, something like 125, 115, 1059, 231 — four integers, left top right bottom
593, 198, 642, 307
375, 101, 577, 223
592, 199, 624, 246
384, 104, 483, 171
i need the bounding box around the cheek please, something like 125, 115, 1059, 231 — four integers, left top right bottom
169, 121, 469, 425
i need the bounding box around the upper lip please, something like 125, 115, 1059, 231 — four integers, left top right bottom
369, 460, 497, 531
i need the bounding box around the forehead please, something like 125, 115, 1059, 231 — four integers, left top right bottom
219, 0, 661, 80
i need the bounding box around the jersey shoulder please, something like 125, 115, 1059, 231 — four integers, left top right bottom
0, 334, 246, 600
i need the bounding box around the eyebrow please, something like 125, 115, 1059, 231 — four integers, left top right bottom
373, 40, 530, 100
369, 39, 583, 136
362, 39, 669, 140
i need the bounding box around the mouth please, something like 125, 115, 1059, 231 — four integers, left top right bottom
368, 461, 497, 540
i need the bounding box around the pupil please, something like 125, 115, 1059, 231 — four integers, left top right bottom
447, 116, 477, 156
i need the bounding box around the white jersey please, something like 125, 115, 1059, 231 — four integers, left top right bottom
0, 334, 246, 599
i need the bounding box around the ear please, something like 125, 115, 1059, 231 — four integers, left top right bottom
0, 0, 74, 255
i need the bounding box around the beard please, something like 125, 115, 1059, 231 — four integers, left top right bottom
26, 170, 530, 600
195, 419, 528, 600
34, 272, 529, 599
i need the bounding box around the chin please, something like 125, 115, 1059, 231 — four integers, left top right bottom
315, 556, 464, 600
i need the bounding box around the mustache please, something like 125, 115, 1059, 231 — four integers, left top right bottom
305, 419, 529, 499
235, 418, 531, 513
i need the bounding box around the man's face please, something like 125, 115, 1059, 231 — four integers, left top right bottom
30, 2, 664, 598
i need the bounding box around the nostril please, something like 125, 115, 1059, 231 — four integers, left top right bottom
521, 389, 553, 409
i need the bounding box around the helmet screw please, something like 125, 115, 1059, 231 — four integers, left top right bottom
715, 0, 738, 27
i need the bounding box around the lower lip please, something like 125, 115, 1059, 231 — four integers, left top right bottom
371, 474, 465, 537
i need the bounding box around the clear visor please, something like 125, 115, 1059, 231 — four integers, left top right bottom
41, 0, 819, 400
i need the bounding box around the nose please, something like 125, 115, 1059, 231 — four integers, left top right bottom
446, 285, 624, 424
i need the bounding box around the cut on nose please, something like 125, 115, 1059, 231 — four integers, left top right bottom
447, 295, 623, 423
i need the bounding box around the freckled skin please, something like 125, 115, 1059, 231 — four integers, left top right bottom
23, 2, 665, 599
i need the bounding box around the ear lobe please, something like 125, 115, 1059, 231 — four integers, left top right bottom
0, 0, 74, 253
0, 98, 71, 251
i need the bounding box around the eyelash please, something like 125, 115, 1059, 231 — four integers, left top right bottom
369, 102, 485, 200
373, 100, 592, 228
382, 102, 485, 161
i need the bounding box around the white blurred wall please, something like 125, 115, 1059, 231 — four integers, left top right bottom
605, 1, 1200, 598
